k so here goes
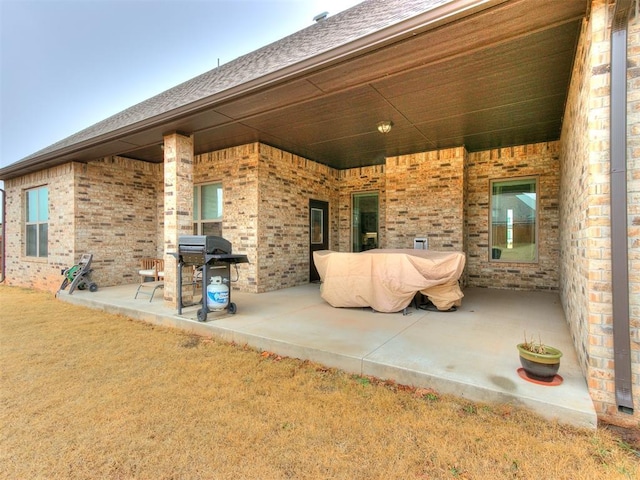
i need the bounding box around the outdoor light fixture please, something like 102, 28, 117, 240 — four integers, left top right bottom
377, 120, 393, 134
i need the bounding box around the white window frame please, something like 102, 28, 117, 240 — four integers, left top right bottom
25, 186, 49, 258
193, 182, 223, 236
489, 176, 538, 263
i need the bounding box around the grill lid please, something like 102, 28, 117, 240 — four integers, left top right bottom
178, 235, 231, 254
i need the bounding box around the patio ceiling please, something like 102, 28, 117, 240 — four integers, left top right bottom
0, 0, 588, 177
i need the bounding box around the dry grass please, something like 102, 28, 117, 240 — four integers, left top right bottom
1, 285, 638, 480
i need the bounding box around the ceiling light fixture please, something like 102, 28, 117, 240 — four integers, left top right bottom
377, 120, 393, 134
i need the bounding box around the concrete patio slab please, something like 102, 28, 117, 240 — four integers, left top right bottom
57, 283, 597, 429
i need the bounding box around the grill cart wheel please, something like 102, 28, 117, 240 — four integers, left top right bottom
89, 283, 98, 292
228, 302, 237, 315
197, 309, 207, 322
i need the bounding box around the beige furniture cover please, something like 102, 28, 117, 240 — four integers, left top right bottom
313, 249, 465, 313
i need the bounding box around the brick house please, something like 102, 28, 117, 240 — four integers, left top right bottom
0, 0, 638, 427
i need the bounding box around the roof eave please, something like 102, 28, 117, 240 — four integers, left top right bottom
0, 0, 504, 181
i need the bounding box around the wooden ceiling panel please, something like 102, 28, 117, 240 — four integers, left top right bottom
414, 96, 566, 141
194, 123, 259, 155
214, 79, 324, 119
439, 120, 563, 152
373, 23, 579, 101
121, 145, 164, 163
241, 87, 384, 128
306, 0, 586, 93
253, 107, 410, 147
391, 71, 570, 126
299, 127, 435, 169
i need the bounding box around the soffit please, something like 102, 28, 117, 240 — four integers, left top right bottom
192, 0, 586, 169
0, 0, 588, 177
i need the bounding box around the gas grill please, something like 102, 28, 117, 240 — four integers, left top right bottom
177, 235, 249, 321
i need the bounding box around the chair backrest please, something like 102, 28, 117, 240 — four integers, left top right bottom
155, 259, 165, 280
140, 258, 156, 270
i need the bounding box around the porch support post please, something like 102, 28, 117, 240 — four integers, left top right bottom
163, 132, 194, 308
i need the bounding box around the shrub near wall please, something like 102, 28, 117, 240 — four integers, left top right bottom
466, 142, 560, 291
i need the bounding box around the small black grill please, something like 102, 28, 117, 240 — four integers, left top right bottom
177, 235, 249, 321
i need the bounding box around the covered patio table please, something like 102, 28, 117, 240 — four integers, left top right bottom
313, 249, 465, 313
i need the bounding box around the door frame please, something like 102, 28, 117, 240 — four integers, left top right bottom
309, 199, 329, 282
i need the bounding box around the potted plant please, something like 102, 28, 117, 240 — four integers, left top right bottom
517, 334, 562, 382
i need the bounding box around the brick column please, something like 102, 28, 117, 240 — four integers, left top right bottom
163, 132, 193, 307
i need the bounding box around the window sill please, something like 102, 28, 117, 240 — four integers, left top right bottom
20, 256, 49, 264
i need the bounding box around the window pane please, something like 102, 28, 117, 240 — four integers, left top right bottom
39, 188, 48, 221
311, 208, 323, 244
26, 190, 38, 222
352, 193, 378, 252
201, 184, 222, 220
38, 224, 48, 257
26, 225, 37, 256
491, 179, 537, 262
25, 187, 49, 257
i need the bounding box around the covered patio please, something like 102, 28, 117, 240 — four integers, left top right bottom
57, 284, 596, 429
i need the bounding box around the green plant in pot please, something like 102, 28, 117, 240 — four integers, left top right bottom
517, 334, 562, 382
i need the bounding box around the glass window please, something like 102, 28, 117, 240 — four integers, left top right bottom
352, 192, 379, 252
193, 183, 223, 236
311, 208, 323, 244
25, 186, 48, 257
490, 178, 537, 262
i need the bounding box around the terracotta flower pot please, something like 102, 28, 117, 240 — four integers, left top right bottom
517, 343, 562, 382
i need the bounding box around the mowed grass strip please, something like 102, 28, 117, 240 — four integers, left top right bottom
0, 285, 637, 479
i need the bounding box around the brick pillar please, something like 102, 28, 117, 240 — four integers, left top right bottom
163, 132, 193, 307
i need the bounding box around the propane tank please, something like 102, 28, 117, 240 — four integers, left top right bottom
206, 276, 229, 310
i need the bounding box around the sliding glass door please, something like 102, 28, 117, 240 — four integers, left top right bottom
352, 192, 379, 252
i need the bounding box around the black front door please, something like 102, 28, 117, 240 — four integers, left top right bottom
309, 199, 329, 282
